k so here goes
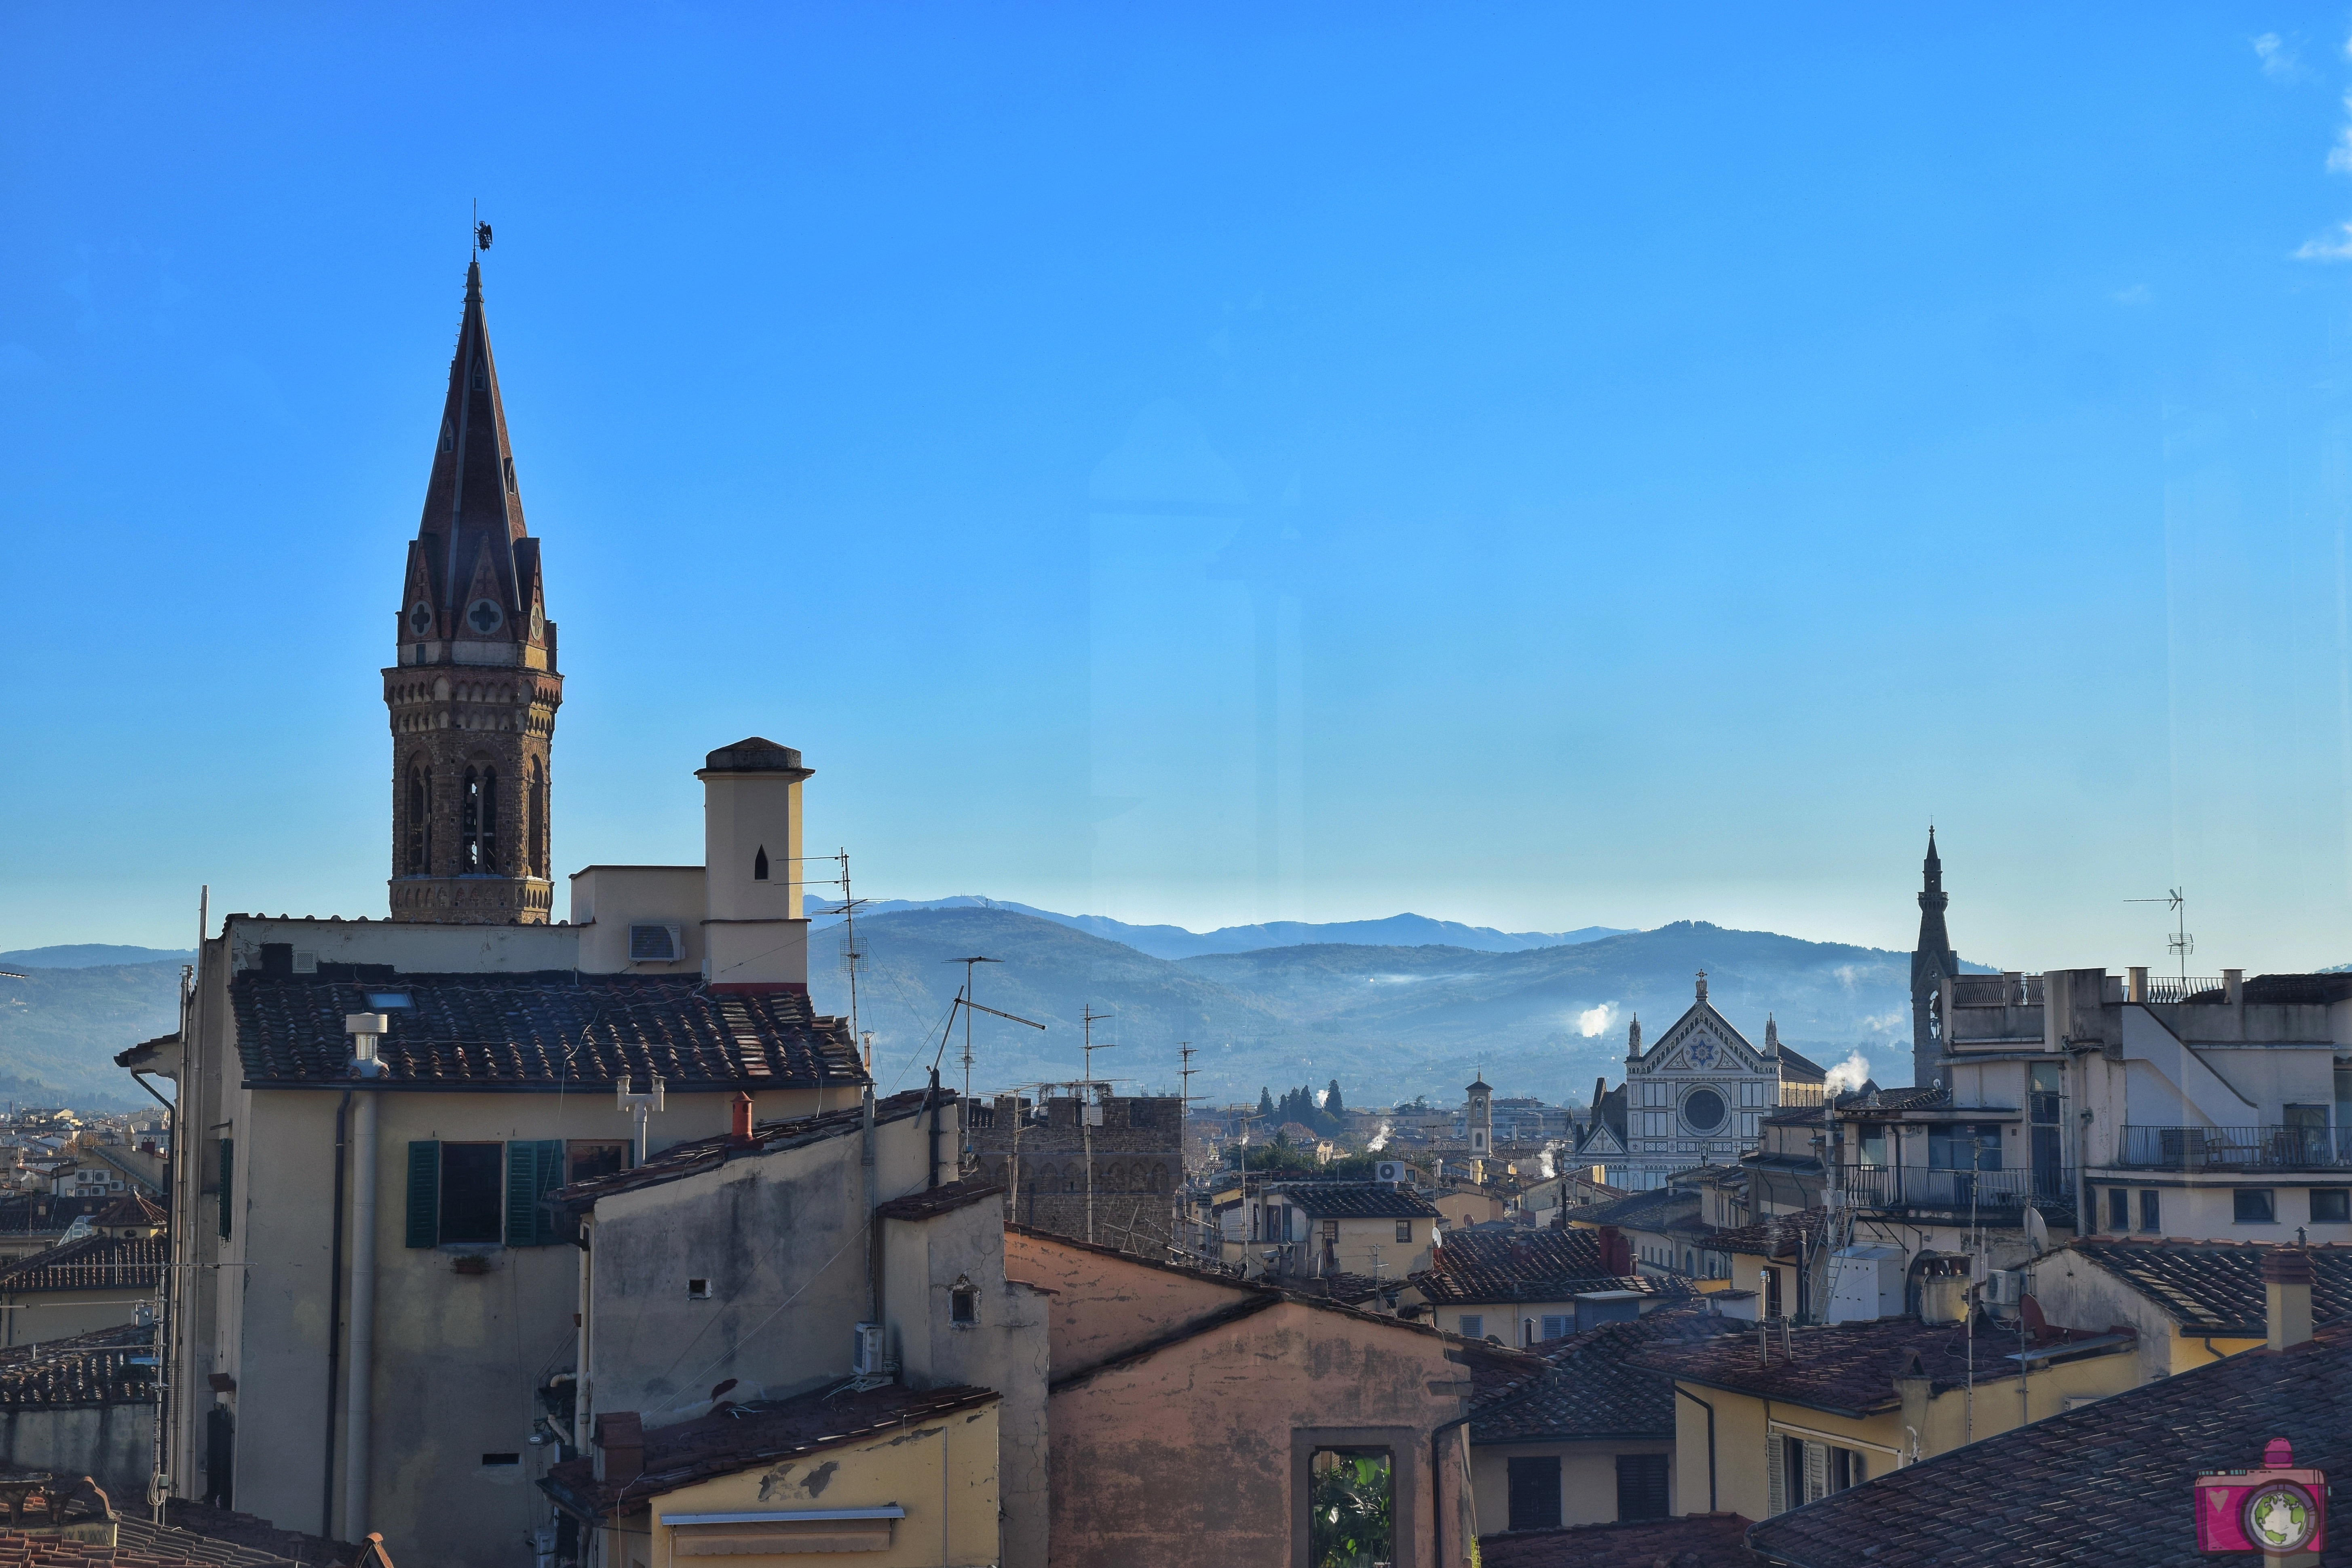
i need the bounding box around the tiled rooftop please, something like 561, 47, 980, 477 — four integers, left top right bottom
1480, 1512, 1755, 1568
1744, 1321, 2352, 1567
540, 1382, 1000, 1517
1472, 1303, 1743, 1443
1628, 1315, 2130, 1418
1709, 1208, 1828, 1260
546, 1089, 936, 1210
228, 970, 864, 1089
1268, 1182, 1441, 1220
2062, 1238, 2352, 1336
1414, 1227, 1687, 1306
873, 1176, 1006, 1222
1562, 1186, 1700, 1232
0, 1235, 164, 1295
0, 1325, 153, 1408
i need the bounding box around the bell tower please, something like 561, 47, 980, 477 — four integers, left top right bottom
1910, 828, 1959, 1088
384, 258, 563, 924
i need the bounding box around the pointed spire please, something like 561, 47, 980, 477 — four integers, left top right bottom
1765, 1013, 1779, 1054
405, 258, 536, 658
1626, 1015, 1642, 1058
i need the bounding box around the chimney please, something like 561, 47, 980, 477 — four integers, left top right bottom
2224, 969, 2244, 1006
696, 739, 813, 994
729, 1092, 755, 1145
2264, 1246, 2314, 1351
1894, 1351, 1931, 1458
593, 1412, 644, 1484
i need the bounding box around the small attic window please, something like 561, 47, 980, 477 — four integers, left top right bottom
503, 456, 515, 492
292, 951, 318, 975
753, 846, 769, 882
949, 1280, 978, 1326
688, 1278, 712, 1300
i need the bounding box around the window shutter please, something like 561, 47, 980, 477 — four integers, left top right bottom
1767, 1433, 1786, 1516
216, 1138, 233, 1240
405, 1141, 441, 1248
1803, 1439, 1827, 1505
506, 1142, 539, 1247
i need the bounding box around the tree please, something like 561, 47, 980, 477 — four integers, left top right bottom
1325, 1079, 1347, 1122
1258, 1087, 1275, 1117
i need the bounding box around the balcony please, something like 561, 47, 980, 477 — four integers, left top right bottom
2112, 1125, 2352, 1173
1839, 1164, 2077, 1221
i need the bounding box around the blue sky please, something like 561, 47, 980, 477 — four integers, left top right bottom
9, 5, 2352, 969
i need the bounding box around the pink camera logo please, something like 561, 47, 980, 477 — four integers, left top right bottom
2196, 1439, 2329, 1555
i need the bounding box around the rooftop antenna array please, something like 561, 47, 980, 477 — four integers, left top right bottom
2124, 887, 2192, 983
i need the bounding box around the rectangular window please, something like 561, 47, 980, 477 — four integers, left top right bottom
2234, 1188, 2277, 1225
439, 1143, 505, 1244
1615, 1453, 1669, 1521
2139, 1189, 2160, 1233
2029, 1063, 2063, 1123
1395, 1220, 1412, 1243
1829, 1446, 1865, 1492
1307, 1449, 1391, 1568
1459, 1314, 1483, 1340
1764, 1268, 1783, 1320
567, 1140, 627, 1184
1507, 1455, 1562, 1531
216, 1138, 233, 1241
2107, 1187, 2129, 1231
1859, 1127, 1888, 1167
2312, 1188, 2350, 1224
1540, 1314, 1571, 1340
1928, 1123, 2003, 1171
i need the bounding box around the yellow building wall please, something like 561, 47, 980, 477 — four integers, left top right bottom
1472, 1439, 1672, 1529
1677, 1346, 2143, 1522
1324, 1216, 1431, 1277
619, 1399, 1001, 1568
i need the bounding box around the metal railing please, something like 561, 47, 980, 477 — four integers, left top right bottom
2114, 1125, 2351, 1172
2138, 976, 2228, 1005
1838, 1164, 2077, 1218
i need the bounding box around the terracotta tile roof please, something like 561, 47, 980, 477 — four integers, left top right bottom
1267, 1182, 1440, 1220
1481, 1512, 1754, 1568
90, 1196, 163, 1231
1708, 1208, 1829, 1261
873, 1177, 1006, 1222
1472, 1304, 1743, 1443
1562, 1187, 1700, 1233
1744, 1321, 2352, 1568
0, 1518, 308, 1567
149, 1501, 357, 1568
0, 1325, 152, 1408
228, 971, 864, 1090
2063, 1238, 2352, 1336
1414, 1227, 1691, 1306
1628, 1315, 2130, 1419
546, 1089, 937, 1211
0, 1235, 163, 1295
539, 1382, 1001, 1518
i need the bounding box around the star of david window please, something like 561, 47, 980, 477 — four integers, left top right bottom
1688, 1039, 1716, 1067
466, 598, 504, 635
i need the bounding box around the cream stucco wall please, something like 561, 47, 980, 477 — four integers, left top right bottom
0, 1287, 151, 1347
1471, 1439, 1672, 1531
619, 1397, 1002, 1568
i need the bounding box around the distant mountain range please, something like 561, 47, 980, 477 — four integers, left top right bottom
3, 910, 1973, 1115
803, 896, 1629, 960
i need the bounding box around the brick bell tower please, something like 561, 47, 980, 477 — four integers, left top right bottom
384, 257, 562, 924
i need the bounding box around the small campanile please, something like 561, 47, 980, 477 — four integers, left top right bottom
698, 739, 813, 992
384, 256, 564, 924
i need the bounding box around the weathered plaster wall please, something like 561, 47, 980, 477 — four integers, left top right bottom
1046, 1292, 1475, 1568
1005, 1230, 1258, 1373
0, 1404, 154, 1502
627, 1397, 1002, 1568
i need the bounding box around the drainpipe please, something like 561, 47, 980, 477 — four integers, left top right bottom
1674, 1384, 1717, 1511
342, 1014, 386, 1538
1430, 1412, 1472, 1567
321, 1089, 350, 1536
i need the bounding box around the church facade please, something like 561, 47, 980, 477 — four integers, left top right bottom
1579, 974, 1827, 1190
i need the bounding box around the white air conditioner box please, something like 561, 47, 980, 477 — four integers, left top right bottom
851, 1322, 887, 1377
629, 924, 684, 963
1825, 1243, 1905, 1324
1374, 1161, 1407, 1185
1984, 1268, 2024, 1308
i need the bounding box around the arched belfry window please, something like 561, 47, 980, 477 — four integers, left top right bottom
405, 763, 432, 874
753, 846, 769, 882
462, 766, 500, 874
527, 758, 547, 879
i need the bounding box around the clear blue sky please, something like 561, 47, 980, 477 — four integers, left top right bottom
8, 5, 2352, 970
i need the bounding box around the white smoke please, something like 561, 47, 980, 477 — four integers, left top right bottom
1367, 1120, 1391, 1152
1312, 1088, 1328, 1108
1824, 1052, 1873, 1094
1537, 1139, 1558, 1179
1576, 1002, 1617, 1038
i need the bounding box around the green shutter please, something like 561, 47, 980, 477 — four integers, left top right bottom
405, 1141, 441, 1248
505, 1140, 566, 1247
536, 1140, 565, 1240
216, 1138, 233, 1240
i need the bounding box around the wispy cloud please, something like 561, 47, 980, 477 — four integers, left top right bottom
2295, 222, 2352, 261
2112, 283, 2155, 306
2255, 32, 2301, 80
1576, 1002, 1616, 1038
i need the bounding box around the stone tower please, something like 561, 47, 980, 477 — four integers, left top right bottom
383, 259, 563, 924
1465, 1074, 1493, 1158
1909, 829, 1959, 1088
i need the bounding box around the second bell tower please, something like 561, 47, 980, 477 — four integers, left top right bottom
384, 258, 563, 924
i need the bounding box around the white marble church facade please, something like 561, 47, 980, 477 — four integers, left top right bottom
1588, 973, 1828, 1190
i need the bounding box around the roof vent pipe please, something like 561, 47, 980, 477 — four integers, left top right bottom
345, 1013, 389, 1078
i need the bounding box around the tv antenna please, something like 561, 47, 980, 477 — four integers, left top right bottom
1082, 1007, 1115, 1085
946, 956, 1003, 1128
2125, 888, 2192, 981
819, 850, 868, 1048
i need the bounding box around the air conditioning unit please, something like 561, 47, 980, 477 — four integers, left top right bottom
1374, 1160, 1407, 1186
851, 1322, 887, 1377
628, 924, 684, 963
1984, 1268, 2024, 1308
